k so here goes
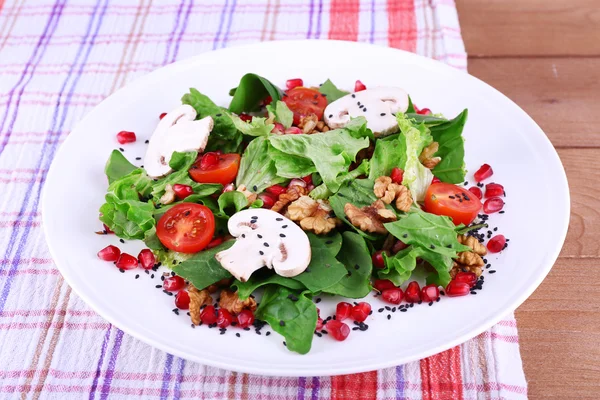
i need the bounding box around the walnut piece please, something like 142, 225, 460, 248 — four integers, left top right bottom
271, 185, 307, 212
450, 262, 483, 278
419, 142, 441, 169
159, 184, 176, 205
394, 185, 413, 212
206, 277, 233, 294
288, 196, 319, 220
219, 289, 257, 314
189, 286, 212, 325
457, 234, 487, 256
289, 196, 340, 235
457, 251, 485, 267
373, 176, 413, 212
236, 185, 258, 205
344, 200, 397, 234
299, 114, 318, 134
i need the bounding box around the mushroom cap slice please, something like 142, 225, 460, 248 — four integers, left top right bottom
324, 87, 409, 137
144, 104, 214, 178
215, 209, 311, 282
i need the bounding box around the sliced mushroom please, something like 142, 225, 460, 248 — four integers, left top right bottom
144, 104, 213, 178
215, 209, 311, 282
324, 87, 409, 137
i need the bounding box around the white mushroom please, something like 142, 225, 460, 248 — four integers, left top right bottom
215, 209, 311, 282
324, 87, 409, 137
144, 104, 213, 178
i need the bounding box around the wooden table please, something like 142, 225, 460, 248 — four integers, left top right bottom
455, 0, 600, 398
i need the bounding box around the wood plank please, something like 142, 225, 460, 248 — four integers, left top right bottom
468, 58, 600, 148
516, 258, 600, 399
456, 0, 600, 56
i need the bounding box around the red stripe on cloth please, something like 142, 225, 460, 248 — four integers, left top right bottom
328, 0, 359, 41
331, 371, 377, 399
387, 0, 417, 51
420, 346, 463, 400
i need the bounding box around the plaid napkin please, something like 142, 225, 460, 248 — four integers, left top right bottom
0, 0, 528, 398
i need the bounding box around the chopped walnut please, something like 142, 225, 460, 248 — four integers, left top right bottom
206, 277, 233, 294
344, 200, 397, 234
450, 262, 483, 278
288, 196, 340, 235
419, 142, 441, 169
159, 184, 176, 205
394, 185, 413, 212
457, 251, 485, 267
457, 234, 487, 256
373, 176, 413, 212
236, 185, 258, 205
271, 185, 307, 212
189, 286, 212, 325
288, 196, 319, 220
219, 289, 257, 314
299, 114, 318, 134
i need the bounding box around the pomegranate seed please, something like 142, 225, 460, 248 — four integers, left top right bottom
404, 281, 421, 303
373, 279, 396, 292
265, 184, 287, 196
301, 175, 313, 185
206, 237, 223, 249
286, 78, 304, 90
381, 288, 403, 304
175, 290, 190, 309
485, 183, 504, 198
336, 302, 352, 321
315, 318, 324, 331
325, 320, 350, 341
446, 281, 471, 297
239, 113, 252, 122
271, 122, 285, 133
431, 176, 441, 184
372, 250, 386, 269
392, 240, 408, 254
454, 272, 478, 287
236, 309, 255, 328
288, 178, 307, 189
97, 245, 120, 261
200, 152, 219, 169
468, 186, 483, 200
306, 184, 315, 192
103, 224, 113, 234
258, 193, 276, 209
351, 302, 371, 322
217, 309, 233, 328
263, 95, 273, 106
390, 167, 404, 184
163, 276, 185, 292
417, 108, 432, 115
116, 131, 136, 144
487, 235, 506, 253
115, 253, 138, 270
420, 285, 440, 302
413, 104, 421, 113
284, 127, 303, 134
222, 183, 235, 193
354, 80, 367, 92
159, 112, 167, 120
483, 197, 504, 214
172, 184, 193, 200
200, 305, 218, 325
137, 249, 155, 270
474, 164, 493, 182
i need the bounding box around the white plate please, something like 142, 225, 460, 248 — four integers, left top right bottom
42, 40, 570, 376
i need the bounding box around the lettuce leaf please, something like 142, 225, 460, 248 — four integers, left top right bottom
236, 136, 287, 192
217, 191, 248, 215
105, 150, 137, 184
228, 113, 273, 137
310, 159, 369, 200
266, 101, 293, 129
397, 113, 433, 201
318, 79, 349, 103
368, 134, 407, 180
228, 73, 283, 114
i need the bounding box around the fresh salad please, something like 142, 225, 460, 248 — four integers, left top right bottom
96, 75, 508, 354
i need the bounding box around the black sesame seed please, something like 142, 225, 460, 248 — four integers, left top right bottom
464, 181, 469, 185
385, 306, 391, 311
347, 271, 352, 277
259, 251, 264, 256
428, 302, 433, 306
257, 234, 263, 238
135, 157, 141, 160
191, 324, 195, 328
235, 333, 241, 338
402, 234, 408, 238
357, 101, 361, 106
449, 196, 455, 199
119, 148, 124, 152
392, 307, 396, 312
252, 185, 258, 191
380, 113, 386, 116
135, 274, 139, 279
400, 308, 407, 312
470, 291, 477, 295
430, 245, 435, 249
499, 211, 505, 214
354, 264, 360, 270
494, 227, 498, 231
280, 234, 286, 238
119, 269, 125, 273
325, 240, 333, 245
264, 242, 269, 247
363, 108, 367, 112
329, 114, 333, 118
436, 298, 440, 302
315, 298, 321, 303
351, 94, 355, 98
315, 332, 322, 337
409, 303, 414, 308
151, 274, 154, 279
387, 315, 391, 320
145, 270, 150, 275
282, 225, 288, 228
144, 139, 149, 144
119, 239, 125, 244
279, 320, 285, 327
241, 234, 245, 238
440, 291, 445, 296
156, 284, 162, 289
378, 308, 384, 313
489, 270, 497, 274
276, 217, 283, 221
418, 300, 422, 305
352, 327, 359, 331
266, 331, 271, 336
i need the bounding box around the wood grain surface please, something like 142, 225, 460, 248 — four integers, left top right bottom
456, 0, 600, 398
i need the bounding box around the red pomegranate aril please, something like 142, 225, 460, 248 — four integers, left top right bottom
115, 253, 138, 270
446, 281, 471, 297
417, 108, 432, 115
239, 113, 252, 122
468, 186, 483, 200
454, 271, 478, 287
474, 164, 493, 182
284, 127, 303, 134
103, 224, 113, 234
286, 78, 304, 90
159, 112, 167, 120
271, 122, 285, 133
137, 249, 155, 270
487, 234, 506, 253
315, 318, 324, 331
258, 193, 276, 209
265, 184, 287, 196
116, 131, 136, 144
390, 167, 404, 184
336, 302, 353, 321
354, 80, 367, 92
236, 309, 255, 328
392, 240, 408, 254
172, 184, 193, 200
175, 290, 190, 309
372, 250, 386, 269
373, 279, 396, 292
483, 197, 504, 214
200, 152, 219, 169
381, 288, 403, 304
206, 237, 223, 249
351, 302, 371, 322
431, 176, 441, 184
263, 95, 273, 106
200, 305, 218, 325
421, 284, 440, 302
217, 309, 233, 328
325, 320, 350, 341
97, 245, 121, 261
485, 183, 504, 198
404, 281, 421, 303
163, 276, 185, 292
301, 175, 313, 185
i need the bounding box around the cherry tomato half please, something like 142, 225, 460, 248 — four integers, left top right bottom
156, 203, 215, 253
283, 87, 328, 125
189, 153, 241, 186
423, 183, 482, 226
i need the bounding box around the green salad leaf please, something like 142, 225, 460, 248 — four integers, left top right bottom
228, 114, 273, 137
233, 272, 306, 300
172, 241, 234, 289
105, 150, 137, 184
318, 79, 349, 103
329, 179, 380, 240
380, 245, 453, 287
310, 160, 369, 200
406, 96, 416, 113
266, 101, 293, 129
255, 286, 318, 355
217, 191, 248, 216
429, 110, 468, 184
268, 146, 317, 178
228, 73, 283, 114
397, 113, 434, 201
236, 136, 287, 193
368, 134, 407, 180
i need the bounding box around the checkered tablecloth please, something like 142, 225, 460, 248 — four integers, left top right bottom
0, 0, 528, 398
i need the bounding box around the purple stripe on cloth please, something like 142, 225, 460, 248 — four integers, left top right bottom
396, 364, 405, 398
315, 0, 323, 38
311, 376, 320, 400
99, 328, 124, 400
162, 0, 185, 65
172, 357, 185, 400
306, 0, 314, 39
212, 0, 229, 50
221, 0, 237, 48
88, 325, 112, 400
171, 0, 194, 63
297, 377, 306, 399
370, 0, 376, 43
160, 354, 174, 400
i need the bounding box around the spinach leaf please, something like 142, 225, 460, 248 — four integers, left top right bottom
379, 245, 453, 287
236, 136, 287, 192
255, 286, 317, 355
172, 241, 234, 289
232, 272, 306, 300
228, 73, 283, 114
405, 113, 448, 125
310, 160, 369, 200
266, 101, 293, 129
218, 191, 248, 215
368, 134, 407, 180
329, 179, 379, 240
105, 150, 137, 184
318, 79, 349, 103
406, 96, 416, 113
429, 109, 468, 184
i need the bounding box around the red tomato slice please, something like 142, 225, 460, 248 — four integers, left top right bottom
156, 203, 215, 253
423, 183, 482, 226
283, 87, 328, 125
189, 153, 241, 185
